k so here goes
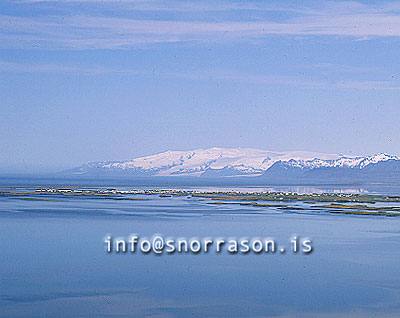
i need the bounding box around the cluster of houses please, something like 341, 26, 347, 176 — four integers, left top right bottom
35, 187, 360, 198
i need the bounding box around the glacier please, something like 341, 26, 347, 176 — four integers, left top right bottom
63, 147, 400, 182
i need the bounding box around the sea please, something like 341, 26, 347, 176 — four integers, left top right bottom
1, 176, 400, 318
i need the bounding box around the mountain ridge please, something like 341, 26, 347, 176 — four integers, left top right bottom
63, 147, 400, 182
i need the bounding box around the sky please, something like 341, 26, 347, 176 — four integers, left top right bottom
1, 0, 400, 172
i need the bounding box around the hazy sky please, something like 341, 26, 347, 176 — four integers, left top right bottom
1, 0, 400, 172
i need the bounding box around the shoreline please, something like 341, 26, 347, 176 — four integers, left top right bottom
1, 187, 400, 217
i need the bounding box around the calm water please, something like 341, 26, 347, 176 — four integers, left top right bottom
1, 182, 400, 317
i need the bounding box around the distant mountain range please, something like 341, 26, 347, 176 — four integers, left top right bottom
63, 147, 400, 183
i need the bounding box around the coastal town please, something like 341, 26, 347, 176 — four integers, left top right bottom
29, 187, 400, 203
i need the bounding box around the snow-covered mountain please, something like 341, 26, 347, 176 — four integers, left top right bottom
64, 148, 400, 182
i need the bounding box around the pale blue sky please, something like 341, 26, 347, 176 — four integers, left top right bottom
1, 0, 400, 172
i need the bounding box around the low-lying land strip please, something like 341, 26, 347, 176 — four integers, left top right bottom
1, 187, 399, 217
